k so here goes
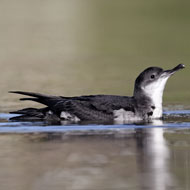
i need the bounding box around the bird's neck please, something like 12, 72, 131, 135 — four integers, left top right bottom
134, 91, 163, 119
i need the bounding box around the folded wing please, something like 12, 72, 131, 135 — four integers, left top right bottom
10, 91, 135, 121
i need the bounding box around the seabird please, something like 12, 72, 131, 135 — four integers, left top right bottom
10, 64, 185, 123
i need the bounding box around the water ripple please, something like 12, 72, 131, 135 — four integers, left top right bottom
0, 110, 189, 133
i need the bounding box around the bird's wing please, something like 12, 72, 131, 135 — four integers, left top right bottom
54, 95, 135, 120
10, 91, 135, 121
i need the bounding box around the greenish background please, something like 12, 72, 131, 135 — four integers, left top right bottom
0, 0, 189, 111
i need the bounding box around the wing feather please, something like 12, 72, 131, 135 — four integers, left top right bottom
10, 91, 135, 121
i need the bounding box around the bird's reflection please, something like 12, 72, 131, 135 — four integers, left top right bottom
135, 125, 175, 190
0, 117, 184, 190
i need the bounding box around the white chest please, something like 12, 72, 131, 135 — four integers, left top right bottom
143, 77, 168, 119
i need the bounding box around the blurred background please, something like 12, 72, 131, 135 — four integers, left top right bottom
0, 0, 189, 112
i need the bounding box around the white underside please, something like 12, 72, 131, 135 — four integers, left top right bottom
60, 111, 81, 122
113, 109, 165, 125
113, 109, 142, 123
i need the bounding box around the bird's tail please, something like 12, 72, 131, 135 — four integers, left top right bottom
9, 91, 58, 105
9, 91, 61, 122
10, 107, 48, 121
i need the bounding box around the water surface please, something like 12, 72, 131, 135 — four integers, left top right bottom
0, 110, 190, 190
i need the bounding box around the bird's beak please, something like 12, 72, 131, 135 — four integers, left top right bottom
161, 64, 185, 77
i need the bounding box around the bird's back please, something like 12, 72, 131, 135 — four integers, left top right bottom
10, 91, 135, 122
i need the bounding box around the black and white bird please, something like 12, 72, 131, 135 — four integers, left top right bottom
10, 64, 185, 123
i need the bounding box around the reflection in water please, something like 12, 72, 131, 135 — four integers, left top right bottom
1, 127, 190, 190
136, 128, 175, 190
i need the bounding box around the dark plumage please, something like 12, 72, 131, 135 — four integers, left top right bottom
10, 92, 135, 122
9, 64, 185, 123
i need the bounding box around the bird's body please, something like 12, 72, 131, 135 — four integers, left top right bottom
10, 64, 185, 124
10, 93, 138, 123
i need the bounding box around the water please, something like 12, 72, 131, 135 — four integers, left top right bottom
0, 110, 190, 190
1, 110, 190, 133
0, 0, 190, 189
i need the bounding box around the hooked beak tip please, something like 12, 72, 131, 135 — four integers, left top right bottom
175, 64, 185, 70
163, 64, 185, 76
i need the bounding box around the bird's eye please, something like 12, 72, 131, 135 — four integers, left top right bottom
151, 74, 155, 79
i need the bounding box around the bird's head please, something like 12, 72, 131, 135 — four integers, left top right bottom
133, 64, 185, 117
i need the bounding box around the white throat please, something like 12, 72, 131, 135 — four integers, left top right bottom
143, 77, 169, 118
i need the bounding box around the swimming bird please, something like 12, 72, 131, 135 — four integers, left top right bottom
10, 64, 185, 123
